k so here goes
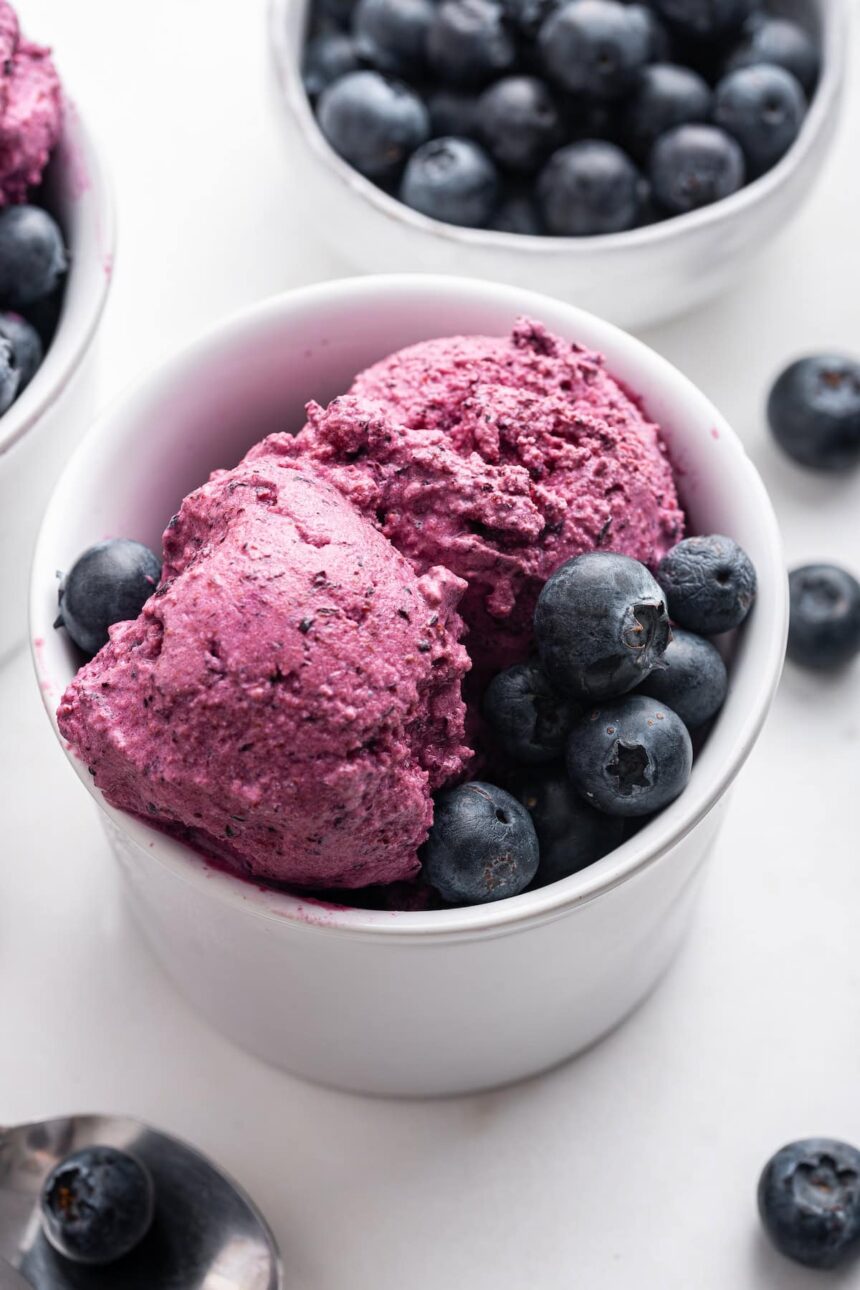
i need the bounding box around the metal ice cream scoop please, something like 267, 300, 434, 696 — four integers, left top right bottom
0, 1115, 282, 1289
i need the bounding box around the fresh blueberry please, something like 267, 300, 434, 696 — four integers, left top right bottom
317, 70, 429, 177
758, 1139, 860, 1270
488, 185, 545, 232
509, 765, 625, 884
427, 88, 482, 139
302, 30, 361, 98
421, 781, 540, 903
566, 693, 692, 816
501, 0, 561, 40
0, 311, 45, 392
400, 137, 499, 225
714, 64, 806, 177
651, 0, 756, 41
0, 206, 68, 310
725, 16, 820, 95
427, 0, 517, 87
56, 539, 162, 657
650, 123, 745, 214
477, 76, 564, 173
40, 1146, 155, 1266
787, 564, 860, 671
636, 629, 728, 729
0, 336, 18, 415
534, 552, 671, 699
538, 0, 650, 100
483, 660, 575, 763
767, 355, 860, 471
537, 140, 642, 235
657, 534, 757, 635
621, 63, 713, 162
352, 0, 434, 76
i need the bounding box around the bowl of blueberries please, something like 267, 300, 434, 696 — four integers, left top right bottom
269, 0, 845, 328
0, 8, 115, 662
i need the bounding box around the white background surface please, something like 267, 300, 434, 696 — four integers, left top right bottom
3, 2, 860, 1287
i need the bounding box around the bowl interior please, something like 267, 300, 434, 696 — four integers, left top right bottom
31, 276, 787, 935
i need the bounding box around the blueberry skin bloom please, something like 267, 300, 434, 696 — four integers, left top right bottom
650, 124, 745, 215
401, 137, 499, 226
0, 205, 68, 309
427, 0, 517, 88
483, 660, 575, 763
788, 564, 860, 671
0, 311, 44, 391
476, 76, 563, 174
509, 765, 625, 884
636, 628, 728, 729
758, 1139, 860, 1270
621, 63, 713, 162
724, 16, 821, 95
40, 1146, 155, 1266
317, 70, 429, 178
538, 0, 651, 100
352, 0, 434, 77
767, 355, 860, 471
651, 0, 756, 41
566, 694, 692, 817
657, 535, 756, 635
535, 552, 671, 701
422, 781, 540, 903
56, 539, 162, 658
714, 64, 806, 178
538, 140, 641, 235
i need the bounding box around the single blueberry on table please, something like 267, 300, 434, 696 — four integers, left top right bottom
566, 693, 692, 817
477, 76, 564, 173
535, 552, 671, 700
509, 765, 625, 884
636, 628, 728, 729
483, 660, 575, 763
650, 123, 745, 215
0, 311, 45, 392
767, 354, 860, 471
714, 64, 806, 177
0, 205, 68, 310
537, 140, 642, 235
651, 0, 756, 41
56, 538, 162, 658
488, 185, 545, 233
317, 70, 429, 177
352, 0, 434, 77
758, 1139, 860, 1270
657, 534, 756, 635
724, 16, 821, 96
40, 1145, 155, 1266
788, 564, 860, 671
421, 781, 540, 903
400, 137, 499, 226
0, 336, 19, 415
427, 0, 517, 88
538, 0, 651, 100
621, 63, 713, 162
302, 30, 361, 99
427, 88, 482, 139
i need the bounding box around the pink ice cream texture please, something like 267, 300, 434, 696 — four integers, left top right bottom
0, 2, 62, 205
58, 459, 470, 889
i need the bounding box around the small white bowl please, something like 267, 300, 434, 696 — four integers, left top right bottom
268, 0, 846, 329
31, 276, 786, 1097
0, 97, 115, 663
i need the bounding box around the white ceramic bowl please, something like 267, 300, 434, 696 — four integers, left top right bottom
32, 276, 786, 1096
268, 0, 846, 329
0, 99, 114, 663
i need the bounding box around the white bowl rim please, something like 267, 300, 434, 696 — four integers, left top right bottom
268, 0, 847, 256
0, 97, 116, 460
31, 274, 788, 942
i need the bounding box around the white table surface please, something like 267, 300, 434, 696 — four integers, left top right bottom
3, 3, 860, 1287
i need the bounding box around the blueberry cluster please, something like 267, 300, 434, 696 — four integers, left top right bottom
301, 0, 819, 235
422, 538, 756, 905
0, 202, 67, 417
